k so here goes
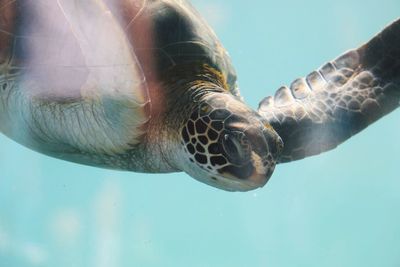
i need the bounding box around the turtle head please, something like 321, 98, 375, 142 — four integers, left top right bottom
180, 93, 283, 191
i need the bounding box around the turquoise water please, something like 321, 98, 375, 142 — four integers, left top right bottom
1, 0, 400, 266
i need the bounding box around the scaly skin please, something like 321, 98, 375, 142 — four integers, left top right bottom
259, 19, 400, 163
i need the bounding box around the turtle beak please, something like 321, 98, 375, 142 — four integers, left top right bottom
239, 121, 282, 190
246, 151, 276, 189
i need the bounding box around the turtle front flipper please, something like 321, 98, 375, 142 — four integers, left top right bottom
258, 18, 400, 163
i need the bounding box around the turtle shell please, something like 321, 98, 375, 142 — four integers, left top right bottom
106, 0, 239, 95
1, 0, 239, 97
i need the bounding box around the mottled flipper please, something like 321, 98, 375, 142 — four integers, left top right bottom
258, 19, 400, 163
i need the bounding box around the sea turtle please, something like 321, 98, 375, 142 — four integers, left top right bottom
0, 0, 399, 191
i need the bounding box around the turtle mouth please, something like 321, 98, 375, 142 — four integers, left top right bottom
207, 165, 274, 192
216, 151, 276, 190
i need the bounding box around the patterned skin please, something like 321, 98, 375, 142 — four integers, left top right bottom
258, 19, 400, 163
180, 91, 282, 191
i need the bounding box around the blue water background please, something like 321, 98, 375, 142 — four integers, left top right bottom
1, 0, 400, 266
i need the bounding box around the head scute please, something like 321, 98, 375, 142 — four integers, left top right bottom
180, 92, 283, 191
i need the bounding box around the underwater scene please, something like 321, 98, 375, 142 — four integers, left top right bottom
0, 0, 400, 266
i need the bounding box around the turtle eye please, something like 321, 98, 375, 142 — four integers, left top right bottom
222, 131, 251, 165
